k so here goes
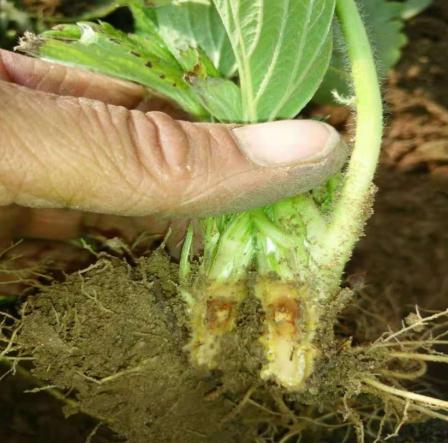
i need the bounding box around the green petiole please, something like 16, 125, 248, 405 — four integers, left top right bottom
319, 0, 384, 292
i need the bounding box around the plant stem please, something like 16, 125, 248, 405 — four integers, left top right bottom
319, 0, 383, 289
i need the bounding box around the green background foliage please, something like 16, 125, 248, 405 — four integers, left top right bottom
2, 0, 434, 109
316, 0, 433, 102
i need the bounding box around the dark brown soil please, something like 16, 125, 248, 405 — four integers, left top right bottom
353, 0, 448, 312
10, 253, 264, 443
1, 1, 448, 442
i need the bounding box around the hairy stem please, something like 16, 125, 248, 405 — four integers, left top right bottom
319, 0, 383, 290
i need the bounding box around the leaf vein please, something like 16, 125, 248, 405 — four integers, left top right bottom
269, 0, 315, 119
253, 0, 290, 106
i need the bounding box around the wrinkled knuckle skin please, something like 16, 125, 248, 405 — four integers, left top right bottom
126, 111, 197, 210
125, 111, 244, 216
147, 112, 193, 180
161, 122, 252, 216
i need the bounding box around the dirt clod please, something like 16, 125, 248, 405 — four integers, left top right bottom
15, 253, 261, 443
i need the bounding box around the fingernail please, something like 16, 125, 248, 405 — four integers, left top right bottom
232, 120, 340, 167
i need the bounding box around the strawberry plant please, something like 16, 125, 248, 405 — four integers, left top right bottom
12, 0, 448, 440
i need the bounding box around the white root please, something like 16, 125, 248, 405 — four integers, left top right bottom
363, 377, 448, 410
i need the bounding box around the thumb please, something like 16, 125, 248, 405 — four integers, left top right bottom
0, 80, 347, 217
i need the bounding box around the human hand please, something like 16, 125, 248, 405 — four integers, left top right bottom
0, 49, 346, 245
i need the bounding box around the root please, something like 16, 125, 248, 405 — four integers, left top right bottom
363, 377, 448, 411
1, 359, 114, 427
374, 308, 448, 344
368, 339, 448, 349
277, 428, 303, 443
297, 305, 448, 442
242, 305, 448, 442
2, 244, 447, 443
0, 312, 25, 359
379, 360, 427, 380
383, 399, 410, 441
221, 385, 257, 423
76, 357, 157, 385
390, 351, 448, 364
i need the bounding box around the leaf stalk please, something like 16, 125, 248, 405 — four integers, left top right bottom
319, 0, 384, 290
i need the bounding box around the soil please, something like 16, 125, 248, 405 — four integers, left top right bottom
1, 1, 448, 442
11, 253, 266, 443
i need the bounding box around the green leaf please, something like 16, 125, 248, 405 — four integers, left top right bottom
312, 23, 349, 103
129, 1, 224, 81
191, 77, 242, 122
316, 0, 431, 103
134, 0, 213, 5
127, 1, 159, 36
167, 44, 221, 78
21, 22, 207, 118
363, 0, 408, 71
401, 0, 432, 19
155, 2, 236, 77
212, 0, 336, 122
